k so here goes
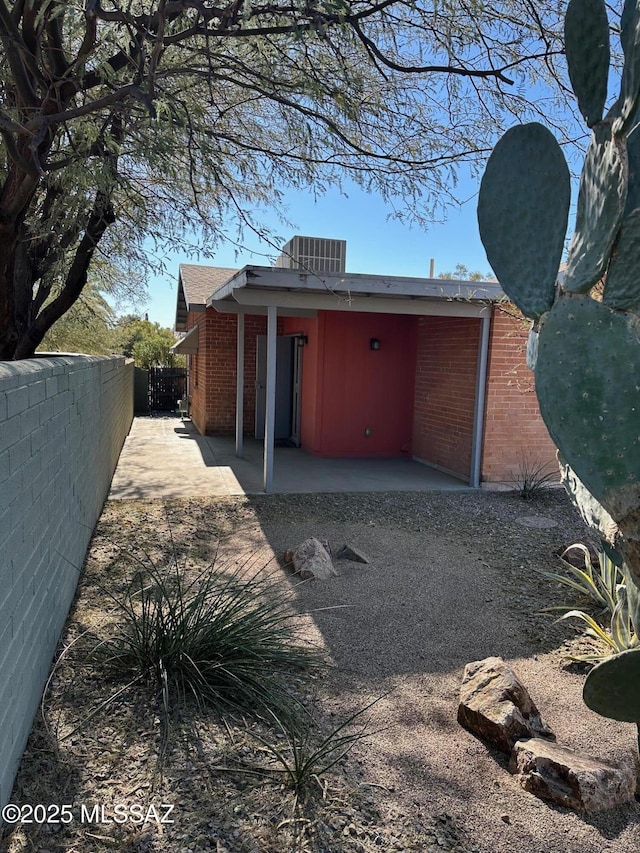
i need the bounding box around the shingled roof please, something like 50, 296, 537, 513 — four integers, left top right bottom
175, 264, 237, 330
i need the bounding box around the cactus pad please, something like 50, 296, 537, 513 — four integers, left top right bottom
477, 123, 570, 320
624, 124, 640, 215
564, 0, 610, 127
535, 294, 640, 520
564, 123, 628, 293
583, 648, 640, 722
612, 0, 640, 134
603, 209, 640, 309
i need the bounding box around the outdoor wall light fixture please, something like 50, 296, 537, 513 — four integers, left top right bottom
370, 338, 381, 351
296, 335, 308, 346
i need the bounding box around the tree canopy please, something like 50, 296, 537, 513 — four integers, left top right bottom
0, 0, 581, 359
39, 282, 116, 354
113, 316, 183, 368
437, 264, 492, 282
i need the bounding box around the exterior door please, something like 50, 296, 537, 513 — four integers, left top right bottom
290, 337, 303, 447
255, 336, 295, 441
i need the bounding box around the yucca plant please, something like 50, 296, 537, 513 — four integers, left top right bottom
92, 552, 323, 722
539, 542, 624, 617
558, 588, 639, 663
248, 699, 381, 798
539, 542, 637, 663
512, 455, 558, 499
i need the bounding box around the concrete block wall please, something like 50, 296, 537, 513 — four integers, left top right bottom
0, 355, 133, 808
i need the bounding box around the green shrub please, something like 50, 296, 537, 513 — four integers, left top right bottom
92, 553, 323, 721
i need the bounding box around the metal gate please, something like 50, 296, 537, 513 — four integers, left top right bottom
148, 367, 187, 412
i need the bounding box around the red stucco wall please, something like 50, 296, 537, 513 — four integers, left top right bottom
284, 311, 417, 456
281, 316, 319, 449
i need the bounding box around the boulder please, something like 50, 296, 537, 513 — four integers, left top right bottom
292, 537, 337, 581
457, 656, 555, 753
510, 737, 636, 812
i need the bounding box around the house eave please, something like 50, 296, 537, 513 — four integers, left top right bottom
171, 324, 199, 354
207, 266, 504, 318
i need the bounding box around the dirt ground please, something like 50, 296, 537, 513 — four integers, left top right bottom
2, 489, 639, 853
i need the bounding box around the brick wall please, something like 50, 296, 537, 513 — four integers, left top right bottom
187, 312, 208, 434
412, 316, 481, 480
481, 307, 557, 483
0, 355, 133, 809
189, 309, 281, 436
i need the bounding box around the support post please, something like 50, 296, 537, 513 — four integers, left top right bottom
263, 306, 277, 493
471, 313, 491, 488
235, 313, 245, 457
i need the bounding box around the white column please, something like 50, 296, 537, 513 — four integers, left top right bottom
235, 313, 245, 457
471, 314, 491, 488
263, 305, 277, 492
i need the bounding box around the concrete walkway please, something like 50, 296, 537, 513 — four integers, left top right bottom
108, 416, 473, 499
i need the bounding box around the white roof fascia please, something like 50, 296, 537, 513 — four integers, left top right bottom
207, 266, 502, 318
216, 288, 492, 318
207, 268, 251, 304
208, 266, 503, 303
170, 324, 199, 354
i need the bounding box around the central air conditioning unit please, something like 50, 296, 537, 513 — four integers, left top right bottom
275, 236, 347, 274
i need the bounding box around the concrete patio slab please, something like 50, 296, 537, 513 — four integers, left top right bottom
108, 416, 474, 499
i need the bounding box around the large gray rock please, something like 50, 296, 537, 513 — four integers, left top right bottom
292, 537, 337, 581
510, 737, 636, 812
457, 656, 555, 753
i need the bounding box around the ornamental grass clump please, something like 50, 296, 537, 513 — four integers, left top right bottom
93, 552, 323, 721
513, 455, 558, 500
250, 699, 382, 799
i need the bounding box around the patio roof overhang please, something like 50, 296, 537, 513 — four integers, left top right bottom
207, 266, 504, 317
171, 324, 199, 354
202, 265, 503, 495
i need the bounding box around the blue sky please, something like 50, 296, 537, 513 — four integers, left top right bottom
141, 174, 493, 330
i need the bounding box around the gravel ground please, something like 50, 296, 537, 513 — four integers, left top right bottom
2, 488, 639, 853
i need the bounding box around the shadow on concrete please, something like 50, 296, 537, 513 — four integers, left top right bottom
172, 418, 473, 496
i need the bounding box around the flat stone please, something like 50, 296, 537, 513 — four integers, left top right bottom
510, 737, 636, 812
292, 537, 337, 581
457, 656, 555, 754
335, 544, 370, 564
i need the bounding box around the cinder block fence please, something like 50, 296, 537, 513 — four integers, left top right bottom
0, 356, 133, 809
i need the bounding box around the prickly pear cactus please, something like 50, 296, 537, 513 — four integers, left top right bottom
478, 0, 640, 742
583, 647, 640, 761
584, 648, 640, 723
